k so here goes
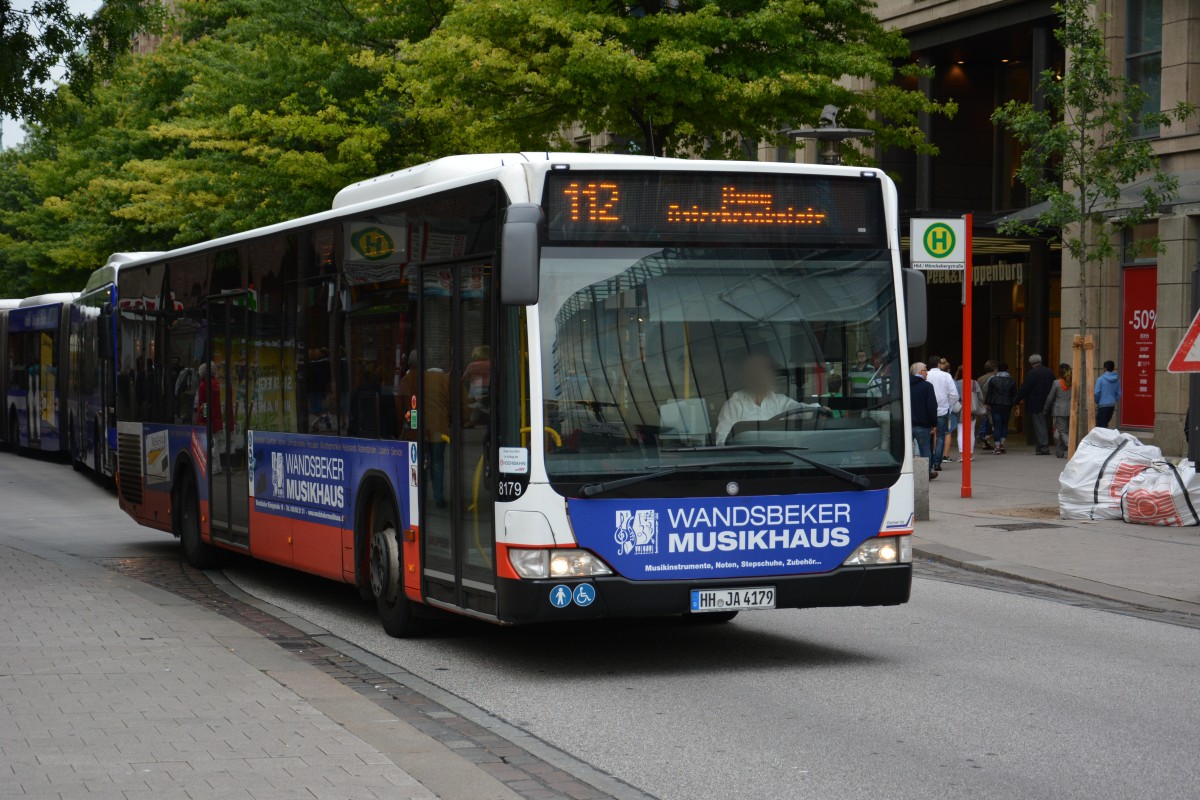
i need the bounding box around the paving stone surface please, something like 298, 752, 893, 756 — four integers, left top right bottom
0, 544, 434, 800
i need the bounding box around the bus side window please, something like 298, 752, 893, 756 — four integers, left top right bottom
247, 233, 293, 433
296, 227, 341, 435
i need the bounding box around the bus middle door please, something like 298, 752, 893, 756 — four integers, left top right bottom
206, 294, 252, 549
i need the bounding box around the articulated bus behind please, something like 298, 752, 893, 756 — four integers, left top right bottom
4, 294, 77, 454
69, 254, 164, 477
0, 299, 23, 446
115, 153, 927, 638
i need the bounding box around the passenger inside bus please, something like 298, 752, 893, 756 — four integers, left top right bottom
714, 352, 828, 445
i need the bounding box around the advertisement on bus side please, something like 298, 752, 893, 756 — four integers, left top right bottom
567, 490, 889, 581
250, 432, 410, 528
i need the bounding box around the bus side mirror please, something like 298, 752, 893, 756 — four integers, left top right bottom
903, 268, 927, 349
501, 203, 543, 306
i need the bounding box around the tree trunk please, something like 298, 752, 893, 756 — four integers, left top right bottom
1075, 219, 1091, 451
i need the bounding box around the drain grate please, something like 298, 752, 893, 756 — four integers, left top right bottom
978, 521, 1068, 532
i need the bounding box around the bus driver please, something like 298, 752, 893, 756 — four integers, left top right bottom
714, 352, 827, 445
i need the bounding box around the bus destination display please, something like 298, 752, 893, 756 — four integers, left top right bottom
545, 171, 883, 246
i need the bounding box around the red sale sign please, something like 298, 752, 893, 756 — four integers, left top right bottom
1121, 266, 1157, 429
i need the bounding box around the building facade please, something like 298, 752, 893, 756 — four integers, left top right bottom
875, 0, 1200, 454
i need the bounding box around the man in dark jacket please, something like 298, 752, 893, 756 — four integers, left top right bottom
983, 362, 1017, 454
1014, 353, 1055, 454
910, 362, 938, 479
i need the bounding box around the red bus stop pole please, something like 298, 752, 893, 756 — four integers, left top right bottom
962, 214, 973, 499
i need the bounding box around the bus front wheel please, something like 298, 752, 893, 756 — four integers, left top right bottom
368, 495, 427, 638
178, 474, 224, 569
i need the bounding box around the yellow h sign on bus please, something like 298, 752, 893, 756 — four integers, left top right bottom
911, 218, 967, 270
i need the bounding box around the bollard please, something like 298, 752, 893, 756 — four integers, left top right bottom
914, 456, 930, 521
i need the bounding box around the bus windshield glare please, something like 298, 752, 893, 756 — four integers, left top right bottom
538, 245, 904, 495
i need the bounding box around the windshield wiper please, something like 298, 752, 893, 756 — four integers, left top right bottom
579, 459, 794, 497
663, 445, 871, 490
581, 466, 679, 497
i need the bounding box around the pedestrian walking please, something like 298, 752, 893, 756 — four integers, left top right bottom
1094, 360, 1120, 429
1014, 354, 1055, 454
983, 361, 1017, 454
1044, 363, 1072, 458
909, 363, 938, 480
976, 359, 998, 449
925, 355, 959, 473
956, 365, 984, 459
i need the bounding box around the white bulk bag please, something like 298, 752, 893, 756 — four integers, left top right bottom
1120, 460, 1200, 527
1059, 428, 1162, 520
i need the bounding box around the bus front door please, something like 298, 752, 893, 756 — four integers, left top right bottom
419, 262, 496, 617
207, 295, 251, 548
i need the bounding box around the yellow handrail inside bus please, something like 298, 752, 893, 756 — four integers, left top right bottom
522, 426, 562, 448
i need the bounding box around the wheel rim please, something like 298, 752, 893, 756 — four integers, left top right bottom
369, 516, 400, 604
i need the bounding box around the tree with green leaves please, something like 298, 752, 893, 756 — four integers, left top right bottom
991, 0, 1194, 446
398, 0, 951, 160
1, 0, 154, 122
0, 0, 436, 294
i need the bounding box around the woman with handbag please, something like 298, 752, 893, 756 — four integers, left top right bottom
954, 365, 984, 460
1044, 363, 1073, 458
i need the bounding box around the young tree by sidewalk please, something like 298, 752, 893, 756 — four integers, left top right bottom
991, 0, 1195, 451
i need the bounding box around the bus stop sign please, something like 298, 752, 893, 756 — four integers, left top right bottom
910, 218, 967, 270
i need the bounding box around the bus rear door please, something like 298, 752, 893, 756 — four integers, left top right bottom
207, 294, 252, 548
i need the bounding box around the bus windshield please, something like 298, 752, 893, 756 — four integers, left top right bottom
539, 246, 904, 495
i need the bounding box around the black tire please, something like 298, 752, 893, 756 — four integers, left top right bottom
9, 408, 23, 454
70, 415, 84, 472
178, 474, 224, 569
684, 611, 740, 624
93, 421, 102, 475
368, 494, 428, 638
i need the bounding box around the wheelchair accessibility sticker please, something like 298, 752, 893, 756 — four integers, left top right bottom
572, 585, 595, 607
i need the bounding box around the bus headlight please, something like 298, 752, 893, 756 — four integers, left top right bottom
508, 548, 613, 579
843, 536, 912, 566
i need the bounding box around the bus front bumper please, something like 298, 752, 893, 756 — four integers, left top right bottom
496, 564, 911, 624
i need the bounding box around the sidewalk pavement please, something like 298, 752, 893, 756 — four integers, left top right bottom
916, 439, 1200, 617
0, 541, 521, 800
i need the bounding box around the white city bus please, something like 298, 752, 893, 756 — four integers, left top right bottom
114, 153, 926, 636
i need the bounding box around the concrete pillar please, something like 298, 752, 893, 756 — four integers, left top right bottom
1031, 25, 1049, 114
914, 457, 931, 521
915, 54, 933, 212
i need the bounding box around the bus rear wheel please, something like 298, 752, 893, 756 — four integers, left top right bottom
70, 414, 83, 471
93, 421, 101, 475
368, 495, 427, 638
178, 474, 224, 569
8, 407, 19, 452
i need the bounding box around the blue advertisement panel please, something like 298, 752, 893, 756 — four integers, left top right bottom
249, 432, 410, 529
567, 490, 889, 581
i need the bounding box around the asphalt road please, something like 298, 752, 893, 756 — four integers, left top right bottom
2, 450, 1198, 800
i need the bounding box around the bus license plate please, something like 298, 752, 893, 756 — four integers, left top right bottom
690, 587, 776, 613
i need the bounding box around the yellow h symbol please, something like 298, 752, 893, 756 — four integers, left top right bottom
924, 223, 956, 258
